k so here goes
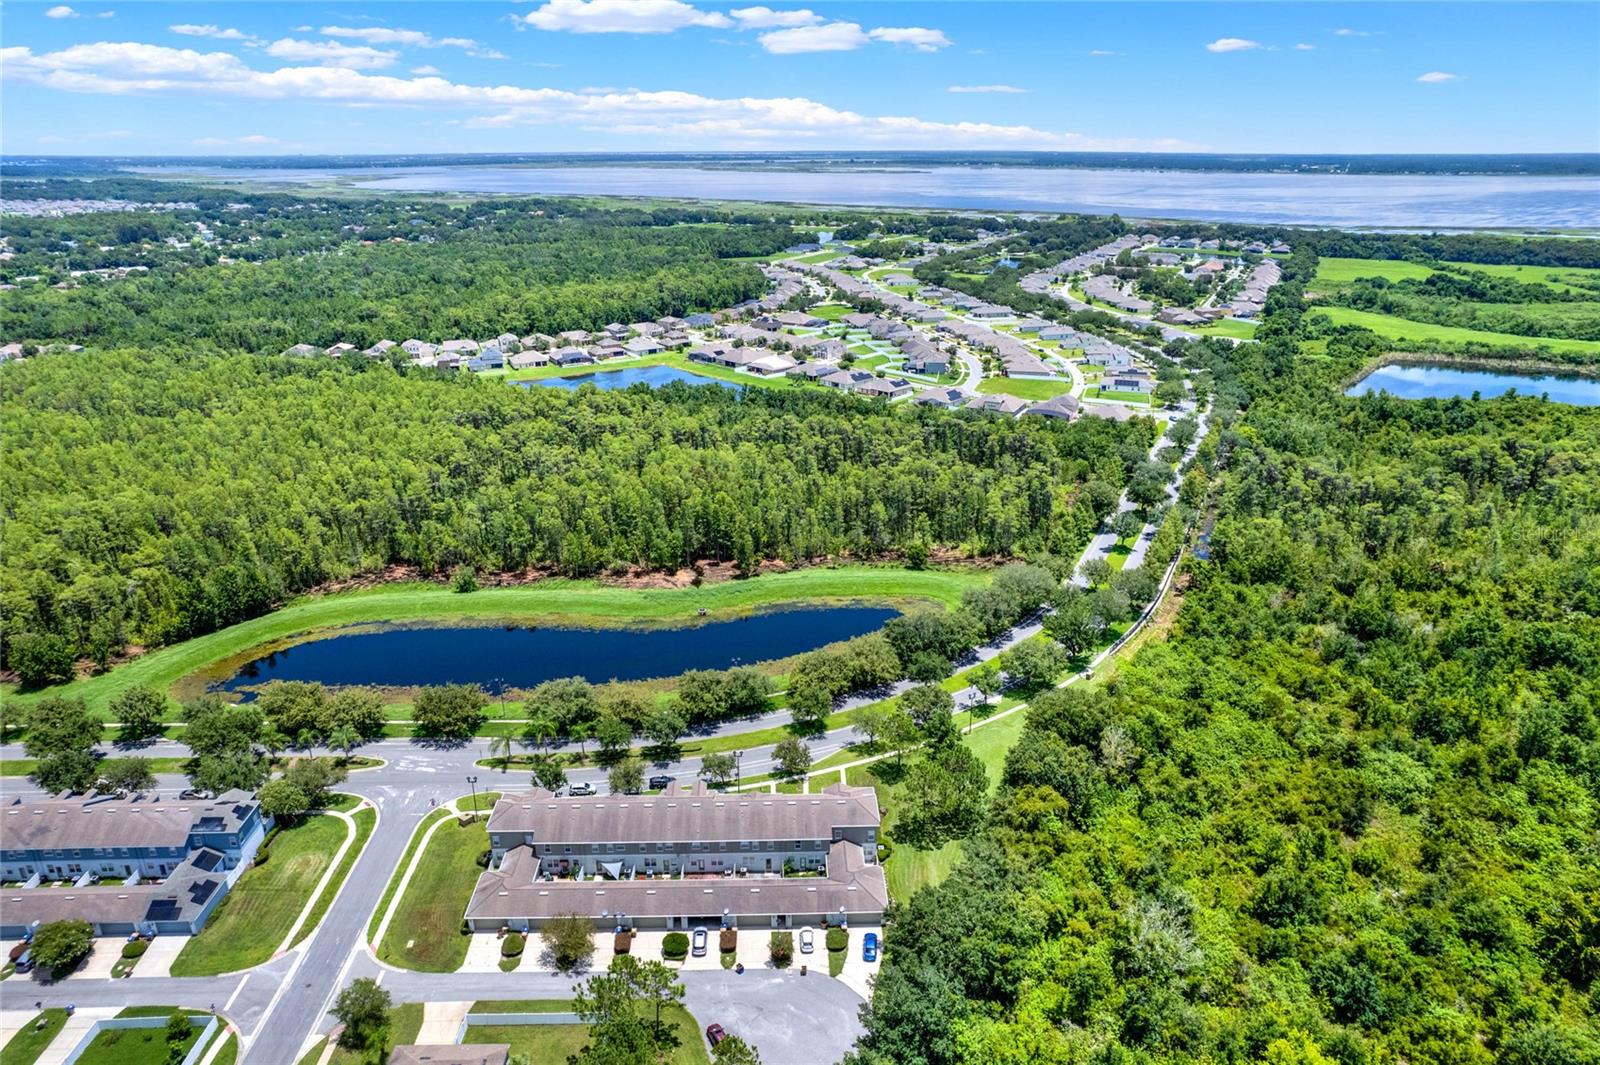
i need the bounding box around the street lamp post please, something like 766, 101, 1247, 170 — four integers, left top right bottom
734, 750, 743, 791
466, 775, 480, 820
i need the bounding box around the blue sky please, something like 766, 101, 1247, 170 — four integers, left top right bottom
3, 1, 1596, 155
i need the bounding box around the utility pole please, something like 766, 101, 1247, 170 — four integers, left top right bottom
466, 774, 479, 820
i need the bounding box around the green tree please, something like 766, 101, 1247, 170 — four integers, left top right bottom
526, 677, 599, 739
970, 662, 1003, 707
256, 681, 328, 740
643, 706, 686, 755
283, 756, 347, 808
324, 688, 387, 739
529, 753, 568, 794
542, 912, 598, 973
29, 919, 94, 975
23, 696, 102, 759
413, 685, 487, 739
98, 756, 156, 793
332, 977, 391, 1056
486, 732, 514, 769
895, 742, 988, 848
700, 751, 738, 787
713, 1035, 763, 1065
773, 738, 812, 781
608, 757, 644, 795
1000, 640, 1068, 692
33, 749, 99, 793
594, 712, 633, 759
110, 686, 168, 743
10, 632, 76, 687
326, 724, 361, 761
257, 779, 311, 821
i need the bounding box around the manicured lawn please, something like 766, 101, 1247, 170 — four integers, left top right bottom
367, 808, 450, 941
1084, 387, 1152, 405
1311, 306, 1600, 356
13, 566, 985, 715
377, 815, 490, 971
470, 1000, 577, 1013
0, 757, 184, 777
976, 377, 1072, 401
463, 1004, 708, 1065
808, 303, 852, 321
172, 814, 350, 976
1, 1009, 68, 1065
289, 806, 376, 949
77, 1012, 207, 1065
1190, 317, 1258, 340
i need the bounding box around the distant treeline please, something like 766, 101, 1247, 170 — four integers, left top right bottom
1, 350, 1147, 671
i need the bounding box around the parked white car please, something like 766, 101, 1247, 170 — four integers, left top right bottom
692, 927, 709, 957
799, 926, 815, 954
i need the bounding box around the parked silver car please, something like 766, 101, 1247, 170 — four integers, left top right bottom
799, 927, 815, 954
692, 927, 709, 957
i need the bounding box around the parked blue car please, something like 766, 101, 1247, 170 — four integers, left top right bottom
862, 932, 879, 963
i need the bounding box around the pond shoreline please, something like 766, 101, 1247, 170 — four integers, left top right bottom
1343, 353, 1600, 401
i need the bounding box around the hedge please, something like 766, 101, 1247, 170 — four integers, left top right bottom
121, 940, 150, 960
720, 928, 737, 953
663, 932, 689, 960
501, 933, 525, 958
826, 928, 848, 953
770, 930, 793, 968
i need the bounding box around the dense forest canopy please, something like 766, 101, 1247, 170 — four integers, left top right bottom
0, 352, 1145, 667
849, 249, 1600, 1063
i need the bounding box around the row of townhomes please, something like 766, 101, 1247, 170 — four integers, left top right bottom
0, 790, 267, 938
465, 782, 887, 932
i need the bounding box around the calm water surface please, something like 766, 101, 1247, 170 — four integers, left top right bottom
514, 365, 738, 391
1347, 363, 1600, 405
160, 164, 1600, 229
220, 604, 898, 691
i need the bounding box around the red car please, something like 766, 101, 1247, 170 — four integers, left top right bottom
706, 1024, 727, 1048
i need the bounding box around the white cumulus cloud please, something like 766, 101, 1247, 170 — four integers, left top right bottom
521, 0, 731, 34
1335, 28, 1375, 37
1206, 38, 1261, 53
170, 24, 259, 43
867, 27, 951, 52
1416, 71, 1461, 83
264, 38, 398, 70
758, 21, 868, 52
45, 6, 80, 17
729, 7, 821, 29
0, 39, 1207, 151
947, 84, 1026, 94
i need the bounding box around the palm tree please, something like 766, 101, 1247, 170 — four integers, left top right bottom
260, 724, 288, 765
327, 725, 360, 762
487, 732, 513, 772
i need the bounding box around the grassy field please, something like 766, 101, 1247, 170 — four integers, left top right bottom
289, 806, 376, 949
1312, 306, 1600, 356
1, 1009, 68, 1065
1310, 256, 1600, 295
976, 376, 1072, 401
77, 1012, 208, 1065
10, 566, 985, 715
0, 757, 185, 777
1084, 387, 1153, 405
171, 814, 350, 976
366, 808, 451, 943
1189, 317, 1258, 340
463, 1004, 708, 1064
376, 814, 490, 971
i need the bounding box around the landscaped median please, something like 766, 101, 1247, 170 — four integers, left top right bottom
371, 793, 500, 972
170, 797, 373, 976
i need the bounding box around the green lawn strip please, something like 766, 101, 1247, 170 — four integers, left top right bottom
79, 1009, 208, 1065
365, 807, 451, 943
171, 814, 348, 976
17, 566, 981, 715
209, 1034, 238, 1065
1311, 306, 1600, 356
289, 806, 376, 949
469, 1000, 575, 1013
1190, 318, 1258, 340
376, 815, 490, 971
463, 1003, 707, 1065
1, 1009, 68, 1065
0, 757, 185, 778
1084, 387, 1152, 405
976, 377, 1073, 401
828, 948, 846, 978
1107, 537, 1136, 570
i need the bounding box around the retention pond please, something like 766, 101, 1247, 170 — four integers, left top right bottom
1346, 362, 1600, 406
218, 604, 898, 692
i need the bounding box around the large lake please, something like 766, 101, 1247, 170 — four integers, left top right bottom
1346, 363, 1600, 405
514, 366, 738, 391
161, 164, 1600, 229
219, 604, 898, 692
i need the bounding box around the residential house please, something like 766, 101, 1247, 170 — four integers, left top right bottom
509, 351, 550, 370
440, 339, 479, 355
325, 342, 356, 359
822, 369, 873, 392
774, 311, 826, 329
683, 313, 716, 328
362, 340, 397, 359
624, 337, 664, 356
553, 348, 595, 367
0, 790, 267, 938
282, 344, 319, 357
604, 323, 629, 339
495, 333, 521, 353
465, 783, 887, 931
964, 394, 1028, 417
401, 339, 436, 359
1026, 394, 1081, 421
855, 377, 915, 400
913, 387, 966, 408
744, 353, 799, 377
969, 304, 1012, 320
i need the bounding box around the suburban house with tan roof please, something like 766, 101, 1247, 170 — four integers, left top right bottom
464, 783, 886, 932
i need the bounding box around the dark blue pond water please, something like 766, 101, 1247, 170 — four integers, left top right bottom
514, 366, 739, 391
1346, 363, 1600, 405
219, 605, 897, 691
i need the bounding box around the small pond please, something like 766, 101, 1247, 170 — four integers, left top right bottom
514, 366, 740, 391
218, 604, 898, 692
1346, 363, 1600, 406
